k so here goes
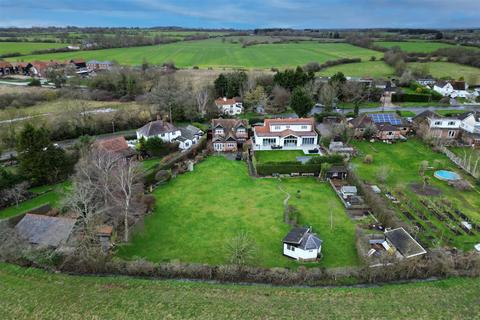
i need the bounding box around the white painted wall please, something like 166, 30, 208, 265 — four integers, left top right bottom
283, 243, 320, 260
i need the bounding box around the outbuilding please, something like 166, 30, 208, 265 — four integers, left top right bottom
282, 227, 322, 261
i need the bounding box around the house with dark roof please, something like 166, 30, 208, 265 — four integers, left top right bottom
252, 118, 318, 151
177, 125, 204, 150
349, 113, 410, 140
459, 111, 480, 147
283, 227, 322, 261
433, 80, 478, 100
137, 119, 182, 144
211, 119, 248, 152
87, 60, 113, 71
15, 214, 77, 248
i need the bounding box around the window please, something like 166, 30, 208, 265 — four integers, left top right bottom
262, 138, 276, 146
286, 244, 295, 251
214, 143, 223, 151
274, 125, 281, 130
388, 131, 393, 135
286, 125, 290, 129
215, 129, 224, 135
301, 125, 308, 129
237, 128, 245, 133
448, 121, 456, 126
284, 137, 297, 146
448, 130, 456, 138
227, 143, 236, 148
302, 137, 315, 145
434, 121, 442, 126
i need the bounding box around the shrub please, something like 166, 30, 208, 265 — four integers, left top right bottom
364, 154, 373, 164
27, 78, 42, 87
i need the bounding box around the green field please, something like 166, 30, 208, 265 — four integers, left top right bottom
0, 42, 66, 56
10, 38, 383, 68
351, 140, 480, 250
374, 41, 456, 53
408, 62, 480, 84
1, 263, 479, 319
318, 61, 395, 78
0, 182, 68, 220
118, 156, 358, 268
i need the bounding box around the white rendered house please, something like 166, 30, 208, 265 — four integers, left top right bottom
253, 118, 318, 150
215, 97, 243, 115
283, 227, 322, 261
136, 120, 181, 143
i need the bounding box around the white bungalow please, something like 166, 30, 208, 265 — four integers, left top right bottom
282, 227, 322, 261
136, 119, 181, 143
253, 118, 318, 151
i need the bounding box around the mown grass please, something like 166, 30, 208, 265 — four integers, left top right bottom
0, 181, 69, 219
255, 150, 317, 164
0, 42, 66, 55
118, 156, 358, 268
1, 263, 479, 320
351, 139, 480, 249
374, 41, 456, 53
10, 38, 383, 68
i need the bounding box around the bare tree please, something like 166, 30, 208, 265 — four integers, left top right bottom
113, 159, 143, 242
319, 83, 337, 112
225, 231, 257, 267
148, 75, 191, 123
3, 182, 29, 207
195, 86, 210, 118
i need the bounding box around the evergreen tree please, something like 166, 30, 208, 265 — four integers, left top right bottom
290, 87, 314, 118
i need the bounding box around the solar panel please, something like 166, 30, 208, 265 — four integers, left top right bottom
369, 113, 401, 125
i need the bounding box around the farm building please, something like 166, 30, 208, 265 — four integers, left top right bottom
282, 227, 322, 261
15, 214, 77, 248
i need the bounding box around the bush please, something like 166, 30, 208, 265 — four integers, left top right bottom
363, 154, 373, 164
256, 155, 343, 176
27, 78, 42, 87
392, 93, 432, 103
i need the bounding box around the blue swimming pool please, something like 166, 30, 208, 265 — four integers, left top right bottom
434, 170, 461, 181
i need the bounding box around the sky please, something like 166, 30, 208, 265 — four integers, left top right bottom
1, 0, 479, 29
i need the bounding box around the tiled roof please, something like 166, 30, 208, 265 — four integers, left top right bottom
137, 120, 178, 137
15, 214, 76, 247
215, 97, 239, 105
95, 136, 129, 153
254, 118, 317, 137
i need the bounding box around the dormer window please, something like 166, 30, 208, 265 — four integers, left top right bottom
215, 128, 224, 135
301, 125, 308, 129
274, 125, 281, 130
434, 121, 441, 126
448, 121, 455, 126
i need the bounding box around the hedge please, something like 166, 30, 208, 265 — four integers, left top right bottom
255, 155, 344, 176
392, 93, 432, 103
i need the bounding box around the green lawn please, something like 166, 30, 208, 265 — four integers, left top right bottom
0, 42, 66, 55
254, 150, 317, 164
118, 157, 358, 268
0, 182, 68, 219
351, 140, 480, 250
1, 263, 479, 319
374, 41, 456, 53
9, 38, 383, 68
318, 61, 395, 78
141, 157, 161, 171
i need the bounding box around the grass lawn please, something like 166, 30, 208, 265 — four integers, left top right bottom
374, 41, 456, 53
141, 157, 161, 171
1, 263, 479, 319
0, 42, 66, 55
351, 139, 480, 250
317, 61, 394, 78
407, 62, 480, 85
254, 150, 318, 164
0, 182, 69, 219
118, 157, 358, 268
9, 38, 383, 68
449, 146, 480, 160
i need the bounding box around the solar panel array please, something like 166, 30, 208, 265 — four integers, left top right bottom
369, 113, 402, 125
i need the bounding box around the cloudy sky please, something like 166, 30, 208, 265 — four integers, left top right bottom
1, 0, 479, 29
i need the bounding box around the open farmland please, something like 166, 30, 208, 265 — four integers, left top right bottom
408, 62, 480, 85
0, 42, 66, 55
9, 38, 384, 68
317, 61, 395, 78
1, 263, 479, 320
351, 140, 480, 250
118, 156, 359, 268
374, 41, 457, 53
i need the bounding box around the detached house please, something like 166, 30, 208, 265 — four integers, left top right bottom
137, 119, 202, 150
421, 114, 461, 141
215, 97, 243, 115
252, 118, 318, 151
459, 112, 480, 147
211, 119, 248, 152
433, 80, 478, 99
349, 113, 410, 141
283, 227, 322, 261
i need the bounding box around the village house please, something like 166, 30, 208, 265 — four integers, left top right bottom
211, 118, 248, 152
433, 80, 478, 100
349, 113, 410, 141
94, 136, 137, 159
459, 112, 480, 147
282, 227, 322, 261
417, 78, 436, 87
214, 97, 243, 115
87, 60, 113, 71
253, 118, 319, 151
136, 119, 202, 150
418, 112, 462, 141
0, 61, 14, 76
